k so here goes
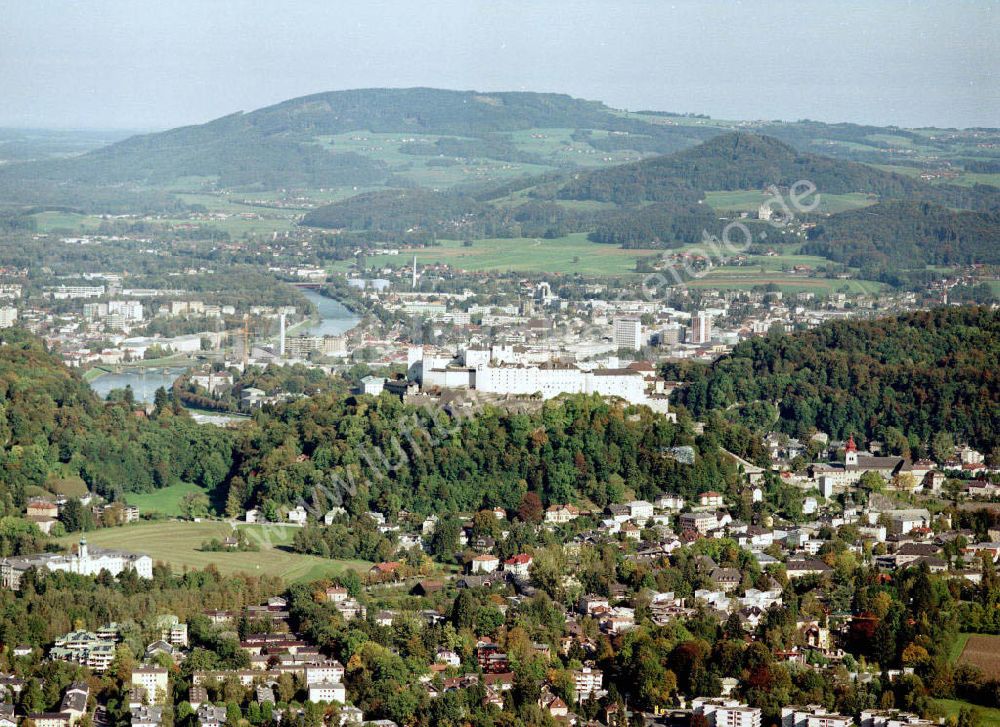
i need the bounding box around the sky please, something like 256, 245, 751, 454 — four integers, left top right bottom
1, 0, 997, 130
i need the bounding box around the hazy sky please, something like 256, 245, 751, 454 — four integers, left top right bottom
1, 1, 997, 130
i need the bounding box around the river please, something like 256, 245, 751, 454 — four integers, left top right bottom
295, 288, 360, 337
89, 366, 189, 403
86, 290, 359, 403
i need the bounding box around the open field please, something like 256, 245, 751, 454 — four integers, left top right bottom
687, 266, 886, 295
957, 634, 1000, 677
948, 632, 973, 664
32, 209, 297, 237
57, 521, 370, 583
704, 189, 877, 214
315, 132, 555, 188
400, 234, 661, 275
390, 235, 888, 288
684, 275, 875, 295
934, 699, 1000, 727
873, 163, 1000, 190
125, 482, 207, 517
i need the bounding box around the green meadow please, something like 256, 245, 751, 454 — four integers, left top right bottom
57, 520, 371, 583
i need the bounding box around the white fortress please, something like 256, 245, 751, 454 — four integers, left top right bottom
412, 345, 673, 416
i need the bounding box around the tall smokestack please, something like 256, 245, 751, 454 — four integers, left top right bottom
279, 313, 286, 357
412, 255, 417, 289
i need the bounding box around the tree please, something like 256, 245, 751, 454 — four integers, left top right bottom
953, 707, 981, 727
60, 498, 88, 532
180, 492, 211, 520
893, 473, 917, 491
428, 516, 461, 561
153, 387, 169, 415
224, 487, 243, 519
517, 492, 543, 523
932, 432, 955, 464
529, 545, 568, 601
451, 589, 478, 631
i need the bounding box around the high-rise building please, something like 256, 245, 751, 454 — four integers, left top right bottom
0, 307, 17, 329
690, 312, 713, 344
613, 318, 643, 351
659, 323, 682, 347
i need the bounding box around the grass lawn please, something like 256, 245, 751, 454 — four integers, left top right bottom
948, 632, 973, 664
82, 368, 104, 382
57, 521, 370, 583
402, 234, 660, 275
33, 211, 95, 233
934, 699, 1000, 727
125, 482, 207, 517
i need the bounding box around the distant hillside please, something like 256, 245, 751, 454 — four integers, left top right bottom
0, 89, 709, 196
301, 187, 593, 240
304, 132, 1000, 252
803, 201, 1000, 270
301, 188, 483, 234
557, 132, 999, 211
0, 89, 996, 217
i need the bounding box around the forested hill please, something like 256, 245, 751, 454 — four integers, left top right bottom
665, 306, 999, 455
802, 201, 1000, 269
300, 131, 1000, 247
556, 132, 999, 211
0, 329, 232, 519
0, 89, 713, 192
223, 390, 770, 519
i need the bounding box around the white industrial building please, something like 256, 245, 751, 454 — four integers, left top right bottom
411, 345, 672, 416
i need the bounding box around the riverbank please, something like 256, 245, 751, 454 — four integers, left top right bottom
293, 288, 361, 337
87, 365, 191, 403
83, 352, 196, 381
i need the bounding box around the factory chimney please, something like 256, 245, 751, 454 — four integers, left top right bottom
279, 313, 286, 357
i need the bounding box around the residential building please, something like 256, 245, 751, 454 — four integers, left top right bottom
307, 682, 346, 704
504, 554, 533, 578
782, 706, 853, 727
681, 512, 724, 535
59, 682, 89, 725
690, 312, 713, 344
304, 662, 345, 685
196, 704, 227, 727
131, 666, 169, 705
786, 559, 834, 579
157, 615, 189, 647
545, 504, 581, 524
694, 698, 762, 727
471, 555, 500, 573
613, 318, 643, 351
29, 714, 71, 727
49, 630, 117, 673
0, 307, 17, 329
131, 705, 164, 727
573, 667, 604, 700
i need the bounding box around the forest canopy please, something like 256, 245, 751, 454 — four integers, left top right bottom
665, 306, 999, 453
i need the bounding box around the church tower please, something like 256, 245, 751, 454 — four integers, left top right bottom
845, 435, 858, 467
